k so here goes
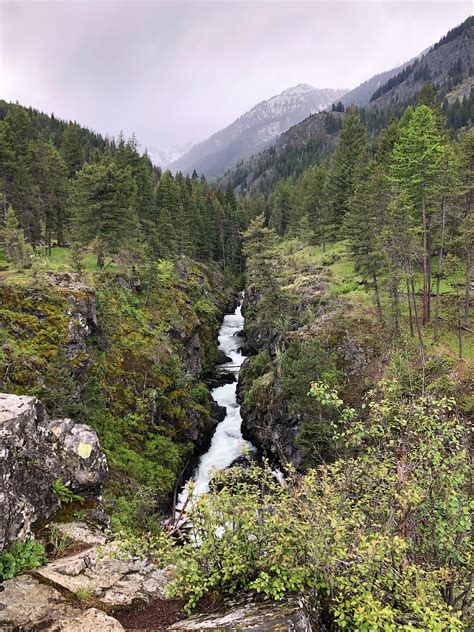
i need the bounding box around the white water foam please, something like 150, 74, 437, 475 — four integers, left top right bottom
177, 295, 254, 507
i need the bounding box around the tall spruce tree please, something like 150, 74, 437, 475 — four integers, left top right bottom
326, 106, 368, 232
344, 155, 385, 323
60, 123, 85, 177
390, 105, 445, 326
70, 157, 139, 267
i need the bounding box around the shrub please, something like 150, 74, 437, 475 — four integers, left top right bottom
169, 384, 471, 629
0, 539, 47, 580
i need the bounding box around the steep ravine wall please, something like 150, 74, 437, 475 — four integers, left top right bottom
237, 253, 384, 469
0, 260, 234, 506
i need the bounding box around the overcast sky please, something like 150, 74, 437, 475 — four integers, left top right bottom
0, 1, 471, 151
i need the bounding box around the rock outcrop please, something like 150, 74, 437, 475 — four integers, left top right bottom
0, 575, 82, 631
169, 594, 314, 630
46, 608, 125, 632
0, 521, 172, 631
0, 393, 107, 550
35, 543, 172, 607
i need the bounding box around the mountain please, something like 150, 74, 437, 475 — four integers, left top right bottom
223, 17, 474, 196
169, 85, 347, 179
337, 48, 431, 108
368, 17, 473, 108
146, 142, 194, 169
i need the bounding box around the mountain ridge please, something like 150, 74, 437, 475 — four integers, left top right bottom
221, 16, 474, 196
169, 84, 347, 178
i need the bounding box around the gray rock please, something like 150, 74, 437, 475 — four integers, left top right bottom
0, 393, 108, 550
50, 521, 108, 546
35, 544, 172, 607
0, 575, 81, 631
46, 608, 124, 631
168, 594, 313, 630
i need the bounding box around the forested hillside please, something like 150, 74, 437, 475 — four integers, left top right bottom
0, 101, 264, 536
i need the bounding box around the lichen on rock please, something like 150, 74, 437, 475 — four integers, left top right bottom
0, 393, 107, 550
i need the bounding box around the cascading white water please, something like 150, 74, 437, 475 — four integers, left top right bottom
177, 294, 253, 506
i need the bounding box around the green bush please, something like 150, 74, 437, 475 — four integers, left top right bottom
169, 384, 471, 629
0, 539, 47, 580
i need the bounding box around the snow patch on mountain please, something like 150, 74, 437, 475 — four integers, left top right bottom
146, 142, 194, 168
170, 84, 348, 178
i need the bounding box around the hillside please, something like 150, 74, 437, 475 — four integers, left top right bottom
369, 16, 473, 108
169, 85, 346, 178
224, 17, 474, 196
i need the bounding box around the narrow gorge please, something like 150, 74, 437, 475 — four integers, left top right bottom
177, 293, 255, 506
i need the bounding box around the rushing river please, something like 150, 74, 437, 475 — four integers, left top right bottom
177, 294, 254, 507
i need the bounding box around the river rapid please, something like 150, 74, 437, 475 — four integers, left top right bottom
177, 293, 254, 507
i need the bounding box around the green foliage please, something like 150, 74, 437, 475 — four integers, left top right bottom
75, 587, 93, 602
52, 479, 84, 505
0, 539, 47, 580
0, 206, 33, 268
280, 340, 340, 464
48, 525, 72, 556
170, 385, 471, 628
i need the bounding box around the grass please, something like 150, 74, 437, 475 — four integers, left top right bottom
0, 245, 114, 285
271, 237, 473, 363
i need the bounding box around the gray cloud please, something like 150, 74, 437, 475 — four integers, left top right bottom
0, 1, 471, 150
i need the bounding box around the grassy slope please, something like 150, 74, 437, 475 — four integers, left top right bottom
274, 239, 473, 361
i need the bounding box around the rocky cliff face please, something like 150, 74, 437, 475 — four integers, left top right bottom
0, 393, 107, 550
238, 245, 383, 469
0, 261, 233, 505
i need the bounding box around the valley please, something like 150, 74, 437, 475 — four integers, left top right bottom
0, 12, 473, 632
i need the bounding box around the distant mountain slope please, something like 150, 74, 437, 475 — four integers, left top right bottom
223, 17, 473, 196
368, 16, 473, 108
146, 142, 194, 169
170, 85, 347, 179
339, 64, 407, 108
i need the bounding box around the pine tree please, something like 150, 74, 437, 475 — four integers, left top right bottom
382, 192, 418, 338
0, 121, 16, 216
60, 123, 85, 177
326, 106, 368, 231
0, 206, 32, 268
156, 171, 178, 255
302, 165, 329, 250
390, 105, 445, 326
344, 155, 385, 322
269, 180, 293, 236
70, 157, 139, 267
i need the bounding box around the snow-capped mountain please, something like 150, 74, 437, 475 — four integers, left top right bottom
169, 84, 347, 178
146, 142, 194, 168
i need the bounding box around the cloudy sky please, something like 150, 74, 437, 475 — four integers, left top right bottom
0, 1, 471, 151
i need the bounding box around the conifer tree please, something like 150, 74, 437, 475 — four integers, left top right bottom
156, 171, 178, 255
326, 106, 368, 231
60, 123, 85, 177
0, 206, 32, 268
70, 158, 139, 267
345, 155, 385, 322
302, 165, 329, 250
390, 105, 445, 325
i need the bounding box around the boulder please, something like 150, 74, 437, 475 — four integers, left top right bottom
0, 575, 81, 631
168, 594, 313, 630
50, 521, 108, 546
46, 608, 124, 631
0, 393, 108, 550
34, 544, 172, 607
